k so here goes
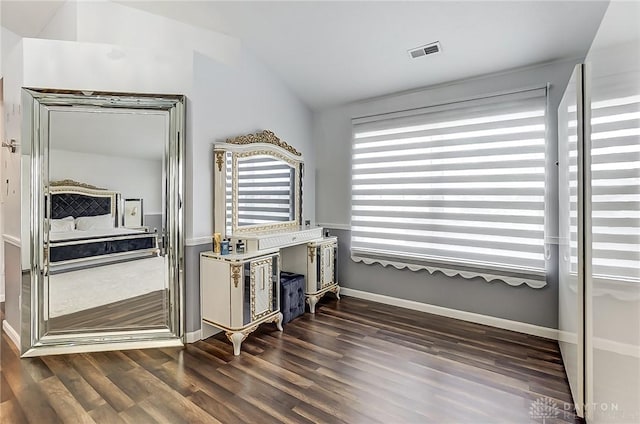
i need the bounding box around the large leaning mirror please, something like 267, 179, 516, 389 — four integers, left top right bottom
20, 89, 185, 356
213, 130, 304, 237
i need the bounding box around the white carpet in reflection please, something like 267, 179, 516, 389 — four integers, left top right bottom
48, 256, 166, 317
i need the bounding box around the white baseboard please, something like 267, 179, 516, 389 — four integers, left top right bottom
2, 235, 21, 248
187, 323, 223, 343
0, 294, 4, 302
340, 287, 558, 340
186, 329, 202, 343
2, 319, 20, 350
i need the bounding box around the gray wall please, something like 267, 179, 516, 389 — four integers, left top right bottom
143, 214, 162, 234
330, 228, 559, 328
185, 243, 212, 333
314, 59, 584, 329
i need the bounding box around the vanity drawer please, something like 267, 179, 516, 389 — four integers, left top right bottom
255, 227, 323, 250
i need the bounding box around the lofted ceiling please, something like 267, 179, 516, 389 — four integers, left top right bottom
2, 1, 610, 109
1, 1, 66, 37
118, 0, 610, 109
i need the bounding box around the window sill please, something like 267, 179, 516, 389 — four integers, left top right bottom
351, 252, 547, 289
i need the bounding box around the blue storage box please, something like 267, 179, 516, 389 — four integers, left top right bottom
280, 271, 305, 324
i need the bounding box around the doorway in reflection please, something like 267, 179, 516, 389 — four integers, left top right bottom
45, 109, 169, 333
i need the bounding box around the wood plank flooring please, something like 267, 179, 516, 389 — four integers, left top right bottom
48, 290, 168, 333
1, 296, 581, 423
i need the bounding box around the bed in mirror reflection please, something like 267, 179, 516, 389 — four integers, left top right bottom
45, 179, 167, 333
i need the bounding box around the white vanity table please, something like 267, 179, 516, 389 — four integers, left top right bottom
200, 131, 339, 355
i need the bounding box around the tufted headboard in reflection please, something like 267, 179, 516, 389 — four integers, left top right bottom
48, 179, 119, 223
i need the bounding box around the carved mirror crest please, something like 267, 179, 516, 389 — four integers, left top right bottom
213, 130, 304, 236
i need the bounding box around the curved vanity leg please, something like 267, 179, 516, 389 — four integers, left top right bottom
275, 312, 284, 332
307, 295, 319, 314
226, 331, 246, 356
335, 285, 341, 300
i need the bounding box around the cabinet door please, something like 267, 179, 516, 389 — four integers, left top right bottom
318, 242, 337, 289
250, 257, 274, 321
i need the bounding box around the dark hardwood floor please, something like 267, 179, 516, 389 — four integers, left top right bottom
1, 296, 580, 423
48, 290, 168, 333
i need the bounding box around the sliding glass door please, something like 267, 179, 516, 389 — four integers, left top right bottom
584, 3, 640, 421
558, 3, 640, 421
558, 63, 587, 418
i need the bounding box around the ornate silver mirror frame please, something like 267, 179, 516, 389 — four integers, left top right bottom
20, 88, 185, 356
213, 130, 304, 237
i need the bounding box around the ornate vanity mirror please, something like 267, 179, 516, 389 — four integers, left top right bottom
213, 130, 304, 238
20, 88, 185, 356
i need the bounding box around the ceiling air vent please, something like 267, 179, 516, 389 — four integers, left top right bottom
408, 42, 441, 59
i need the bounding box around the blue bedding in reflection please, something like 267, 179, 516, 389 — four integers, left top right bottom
50, 235, 156, 262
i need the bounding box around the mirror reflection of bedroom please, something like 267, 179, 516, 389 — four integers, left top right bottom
45, 108, 169, 333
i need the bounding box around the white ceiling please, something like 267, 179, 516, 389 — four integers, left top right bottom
3, 1, 610, 109
119, 0, 609, 109
49, 109, 167, 161
1, 1, 65, 37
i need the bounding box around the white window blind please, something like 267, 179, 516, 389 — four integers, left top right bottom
569, 91, 640, 283
351, 88, 548, 285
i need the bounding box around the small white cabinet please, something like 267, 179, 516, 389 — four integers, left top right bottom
200, 250, 283, 355
305, 237, 340, 313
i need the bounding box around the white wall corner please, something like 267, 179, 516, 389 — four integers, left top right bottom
340, 287, 559, 340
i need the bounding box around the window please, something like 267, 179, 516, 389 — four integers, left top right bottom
350, 88, 547, 286
571, 89, 640, 284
